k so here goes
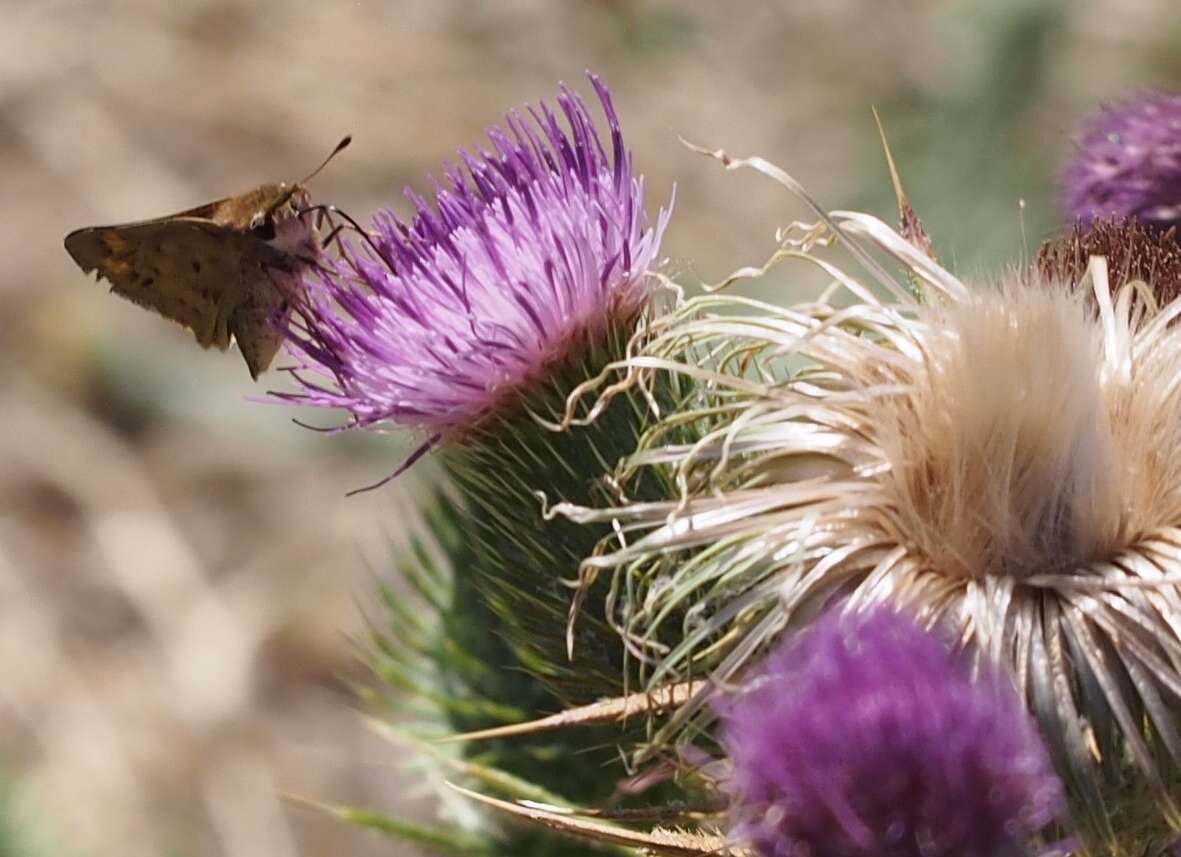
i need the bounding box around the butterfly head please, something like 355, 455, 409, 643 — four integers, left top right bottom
246, 133, 352, 256
238, 182, 318, 258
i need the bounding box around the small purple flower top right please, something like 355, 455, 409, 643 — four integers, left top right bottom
1062, 90, 1181, 231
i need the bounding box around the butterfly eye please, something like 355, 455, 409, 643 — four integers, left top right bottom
250, 213, 277, 241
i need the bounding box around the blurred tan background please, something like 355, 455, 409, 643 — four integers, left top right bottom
1, 2, 1178, 855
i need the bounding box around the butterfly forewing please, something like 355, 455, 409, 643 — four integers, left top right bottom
64, 184, 317, 378
67, 219, 250, 350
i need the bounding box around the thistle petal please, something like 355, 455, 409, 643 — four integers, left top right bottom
279, 75, 670, 435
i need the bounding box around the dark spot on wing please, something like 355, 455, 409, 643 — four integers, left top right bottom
192, 260, 202, 274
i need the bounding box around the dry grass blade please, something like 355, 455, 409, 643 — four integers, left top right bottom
444, 783, 736, 857
436, 681, 707, 743
679, 137, 911, 304
872, 106, 936, 265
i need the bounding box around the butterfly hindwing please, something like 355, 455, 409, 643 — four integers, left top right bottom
65, 218, 256, 350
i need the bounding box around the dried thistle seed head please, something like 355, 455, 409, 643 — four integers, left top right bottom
873, 277, 1123, 582
571, 201, 1181, 853
1037, 217, 1181, 306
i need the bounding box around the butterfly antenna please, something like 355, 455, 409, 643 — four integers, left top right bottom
265, 137, 353, 218
301, 135, 352, 186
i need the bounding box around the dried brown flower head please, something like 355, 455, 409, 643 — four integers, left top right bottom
1038, 217, 1181, 305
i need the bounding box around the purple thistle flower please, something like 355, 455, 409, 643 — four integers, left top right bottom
720, 607, 1063, 857
1062, 91, 1181, 230
280, 75, 670, 435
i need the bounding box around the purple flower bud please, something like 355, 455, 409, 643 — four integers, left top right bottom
1062, 91, 1181, 230
720, 607, 1063, 857
279, 75, 669, 434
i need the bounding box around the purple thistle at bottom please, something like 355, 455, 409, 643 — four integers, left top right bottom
278, 74, 670, 436
1062, 91, 1181, 231
720, 606, 1063, 857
